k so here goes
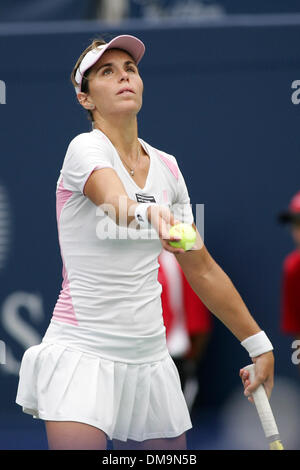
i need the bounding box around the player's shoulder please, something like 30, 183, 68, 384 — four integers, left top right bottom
146, 140, 178, 166
67, 128, 111, 152
283, 250, 300, 273
142, 139, 179, 181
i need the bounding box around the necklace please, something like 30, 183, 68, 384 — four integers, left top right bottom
119, 144, 141, 176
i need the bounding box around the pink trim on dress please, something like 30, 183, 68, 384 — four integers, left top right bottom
52, 177, 78, 326
156, 152, 179, 180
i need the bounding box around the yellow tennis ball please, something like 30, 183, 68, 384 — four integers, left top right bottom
169, 223, 196, 251
269, 440, 284, 450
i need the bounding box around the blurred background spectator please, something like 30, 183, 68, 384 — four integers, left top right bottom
96, 0, 129, 22
129, 0, 224, 20
278, 191, 300, 364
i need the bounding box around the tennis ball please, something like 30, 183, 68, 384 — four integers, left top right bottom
169, 223, 196, 251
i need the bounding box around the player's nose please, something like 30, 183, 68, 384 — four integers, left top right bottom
119, 70, 129, 81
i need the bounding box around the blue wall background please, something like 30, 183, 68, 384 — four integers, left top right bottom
0, 16, 300, 449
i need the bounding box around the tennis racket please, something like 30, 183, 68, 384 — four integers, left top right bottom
243, 364, 284, 450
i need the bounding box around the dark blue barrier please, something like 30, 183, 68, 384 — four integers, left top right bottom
0, 16, 300, 448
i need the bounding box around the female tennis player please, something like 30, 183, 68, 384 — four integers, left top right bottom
16, 34, 275, 450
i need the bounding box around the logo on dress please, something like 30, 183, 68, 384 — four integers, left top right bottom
135, 194, 156, 203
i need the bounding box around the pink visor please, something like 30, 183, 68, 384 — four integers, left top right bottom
74, 34, 145, 93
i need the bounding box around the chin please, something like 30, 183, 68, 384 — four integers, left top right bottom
115, 103, 142, 115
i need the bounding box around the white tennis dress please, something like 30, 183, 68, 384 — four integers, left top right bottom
16, 128, 194, 442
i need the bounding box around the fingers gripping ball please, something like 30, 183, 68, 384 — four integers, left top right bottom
169, 223, 196, 251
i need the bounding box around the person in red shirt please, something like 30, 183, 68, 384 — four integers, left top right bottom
278, 191, 300, 352
158, 249, 212, 411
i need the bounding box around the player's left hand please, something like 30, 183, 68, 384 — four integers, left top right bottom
239, 351, 274, 403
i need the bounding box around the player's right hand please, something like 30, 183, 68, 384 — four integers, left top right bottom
147, 205, 185, 254
240, 351, 274, 403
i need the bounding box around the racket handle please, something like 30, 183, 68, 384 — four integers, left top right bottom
243, 364, 279, 439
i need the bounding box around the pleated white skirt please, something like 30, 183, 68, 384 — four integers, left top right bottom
15, 342, 193, 442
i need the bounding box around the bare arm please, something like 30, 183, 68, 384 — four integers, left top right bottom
83, 168, 185, 254
84, 168, 137, 225
174, 224, 274, 399
175, 240, 260, 341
